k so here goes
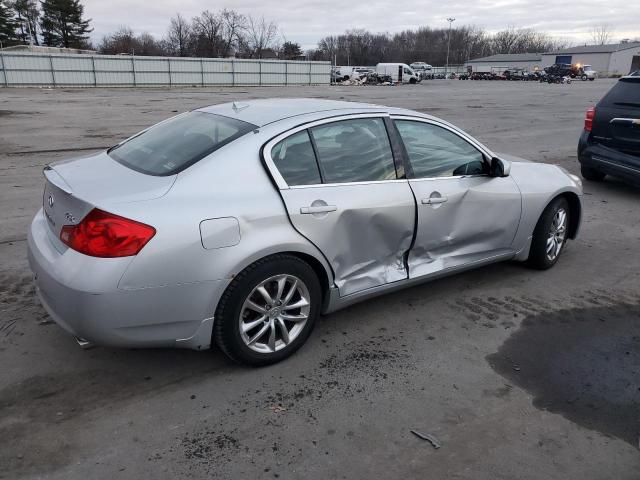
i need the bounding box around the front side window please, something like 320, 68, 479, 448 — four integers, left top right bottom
395, 120, 487, 178
109, 111, 256, 176
271, 130, 322, 186
310, 118, 396, 183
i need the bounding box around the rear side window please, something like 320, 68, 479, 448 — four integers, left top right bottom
599, 78, 640, 107
310, 118, 396, 183
109, 112, 256, 176
271, 130, 321, 186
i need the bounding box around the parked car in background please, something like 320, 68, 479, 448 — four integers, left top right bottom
28, 99, 582, 366
578, 74, 640, 184
376, 63, 421, 83
410, 62, 434, 79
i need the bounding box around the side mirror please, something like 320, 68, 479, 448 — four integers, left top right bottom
490, 157, 511, 177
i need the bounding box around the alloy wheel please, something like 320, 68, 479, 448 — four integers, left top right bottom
546, 208, 567, 261
239, 274, 311, 354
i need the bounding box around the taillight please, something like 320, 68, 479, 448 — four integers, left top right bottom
60, 208, 156, 258
584, 106, 596, 132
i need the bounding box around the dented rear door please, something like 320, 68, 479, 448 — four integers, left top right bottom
264, 115, 416, 297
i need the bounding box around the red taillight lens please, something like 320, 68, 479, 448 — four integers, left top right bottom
60, 209, 156, 258
584, 106, 596, 132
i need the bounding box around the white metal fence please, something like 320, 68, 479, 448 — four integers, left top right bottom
0, 53, 331, 87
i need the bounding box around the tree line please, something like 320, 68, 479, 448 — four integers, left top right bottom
98, 11, 302, 59
308, 26, 571, 66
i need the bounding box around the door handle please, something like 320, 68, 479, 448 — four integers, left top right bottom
421, 196, 448, 205
300, 205, 337, 214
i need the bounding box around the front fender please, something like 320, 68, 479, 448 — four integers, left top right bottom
507, 161, 583, 260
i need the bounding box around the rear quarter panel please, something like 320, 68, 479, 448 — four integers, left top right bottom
111, 127, 333, 295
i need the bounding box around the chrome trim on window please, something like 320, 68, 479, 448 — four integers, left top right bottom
263, 113, 392, 190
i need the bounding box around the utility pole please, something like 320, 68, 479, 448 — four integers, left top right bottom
445, 17, 455, 77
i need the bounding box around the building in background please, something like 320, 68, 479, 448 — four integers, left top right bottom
540, 42, 640, 75
464, 53, 542, 73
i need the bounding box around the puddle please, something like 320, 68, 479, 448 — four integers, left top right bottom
487, 303, 640, 447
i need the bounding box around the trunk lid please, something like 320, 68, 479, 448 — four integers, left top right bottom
592, 77, 640, 157
42, 151, 175, 241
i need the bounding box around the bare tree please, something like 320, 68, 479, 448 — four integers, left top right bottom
192, 10, 223, 57
245, 15, 278, 58
591, 24, 612, 45
11, 0, 40, 45
166, 13, 191, 56
220, 9, 246, 57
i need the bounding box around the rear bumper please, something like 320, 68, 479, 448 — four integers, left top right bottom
27, 209, 229, 350
578, 131, 640, 183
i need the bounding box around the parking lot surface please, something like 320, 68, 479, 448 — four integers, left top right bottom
1, 80, 639, 479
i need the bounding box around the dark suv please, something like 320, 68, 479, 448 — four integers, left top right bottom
578, 74, 640, 184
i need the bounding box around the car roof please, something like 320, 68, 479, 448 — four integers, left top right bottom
196, 98, 387, 127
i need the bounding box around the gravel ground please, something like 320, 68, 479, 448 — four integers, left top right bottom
1, 79, 639, 479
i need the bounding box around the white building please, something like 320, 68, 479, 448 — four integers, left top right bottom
464, 53, 542, 73
540, 42, 640, 75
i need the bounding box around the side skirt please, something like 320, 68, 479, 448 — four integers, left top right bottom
323, 251, 516, 314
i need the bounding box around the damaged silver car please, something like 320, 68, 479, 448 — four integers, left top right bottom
28, 99, 583, 365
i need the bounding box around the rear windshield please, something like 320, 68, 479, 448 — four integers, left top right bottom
109, 111, 256, 176
599, 78, 640, 107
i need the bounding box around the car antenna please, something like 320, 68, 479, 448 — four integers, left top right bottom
232, 101, 249, 112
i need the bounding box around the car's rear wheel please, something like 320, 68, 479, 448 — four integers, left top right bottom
581, 165, 606, 181
213, 254, 321, 366
527, 197, 570, 270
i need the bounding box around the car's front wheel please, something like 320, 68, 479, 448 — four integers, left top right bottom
213, 254, 321, 366
527, 197, 570, 270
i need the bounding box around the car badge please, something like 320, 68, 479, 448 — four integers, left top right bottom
48, 195, 54, 208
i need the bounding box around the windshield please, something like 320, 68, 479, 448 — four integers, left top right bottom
109, 111, 256, 176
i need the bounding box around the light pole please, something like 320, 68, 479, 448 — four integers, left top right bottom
445, 17, 455, 77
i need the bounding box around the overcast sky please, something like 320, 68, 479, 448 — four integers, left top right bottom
83, 0, 639, 50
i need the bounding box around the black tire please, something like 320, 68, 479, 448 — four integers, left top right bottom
213, 254, 321, 366
409, 77, 417, 84
527, 197, 570, 270
581, 74, 587, 81
589, 78, 595, 81
581, 165, 605, 181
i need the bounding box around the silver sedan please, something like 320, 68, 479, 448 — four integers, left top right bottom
28, 99, 583, 365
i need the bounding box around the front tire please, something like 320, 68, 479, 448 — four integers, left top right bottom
213, 254, 321, 366
527, 197, 570, 270
581, 165, 606, 181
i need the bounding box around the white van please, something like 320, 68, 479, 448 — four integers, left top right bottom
376, 63, 420, 84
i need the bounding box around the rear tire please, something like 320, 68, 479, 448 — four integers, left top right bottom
527, 197, 570, 270
581, 165, 605, 181
213, 254, 321, 366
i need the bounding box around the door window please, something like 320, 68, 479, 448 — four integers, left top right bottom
310, 118, 397, 183
271, 130, 322, 186
395, 120, 487, 178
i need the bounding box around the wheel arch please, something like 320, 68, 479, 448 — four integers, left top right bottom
556, 191, 581, 239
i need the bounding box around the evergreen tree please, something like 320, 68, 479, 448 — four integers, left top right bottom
40, 0, 91, 48
0, 1, 18, 47
12, 0, 40, 45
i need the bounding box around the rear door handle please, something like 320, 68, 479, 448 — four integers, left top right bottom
300, 205, 337, 214
421, 196, 448, 205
